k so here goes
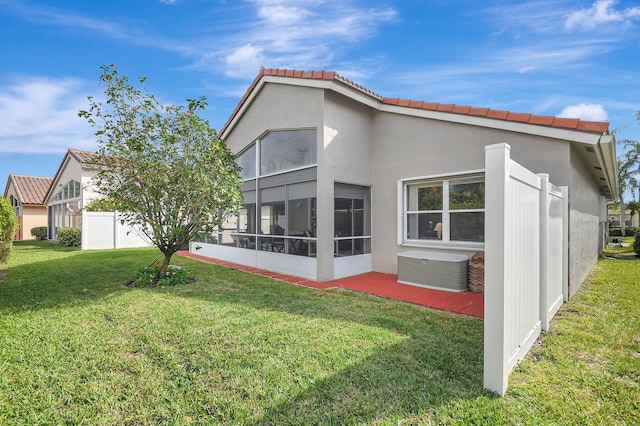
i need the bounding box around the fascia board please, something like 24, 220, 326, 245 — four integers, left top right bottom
378, 103, 604, 145
221, 76, 383, 140
222, 75, 606, 148
595, 134, 619, 200
44, 153, 73, 204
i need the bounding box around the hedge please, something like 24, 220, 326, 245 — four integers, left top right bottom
31, 226, 48, 241
57, 228, 81, 247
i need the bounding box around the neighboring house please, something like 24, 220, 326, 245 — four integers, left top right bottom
608, 207, 639, 228
189, 67, 617, 298
44, 148, 152, 250
43, 148, 102, 241
3, 174, 53, 240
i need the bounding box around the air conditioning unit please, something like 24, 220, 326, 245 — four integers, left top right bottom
398, 251, 469, 292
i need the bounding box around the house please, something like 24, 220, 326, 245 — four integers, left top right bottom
3, 174, 53, 240
189, 67, 617, 299
44, 148, 152, 250
43, 148, 102, 241
608, 206, 639, 228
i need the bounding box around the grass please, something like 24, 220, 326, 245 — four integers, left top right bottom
0, 241, 638, 425
603, 236, 638, 257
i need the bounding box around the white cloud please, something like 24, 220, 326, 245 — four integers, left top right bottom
558, 103, 609, 121
0, 77, 97, 153
565, 0, 640, 31
199, 1, 397, 79
223, 44, 266, 78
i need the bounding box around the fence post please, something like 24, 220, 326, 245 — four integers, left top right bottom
539, 174, 550, 331
561, 187, 569, 302
483, 143, 510, 395
81, 210, 88, 250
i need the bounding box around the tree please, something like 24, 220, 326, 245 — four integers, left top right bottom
79, 64, 243, 283
0, 196, 19, 263
626, 200, 640, 228
623, 139, 640, 199
616, 159, 632, 235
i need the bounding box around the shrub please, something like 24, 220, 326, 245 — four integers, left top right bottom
609, 227, 638, 237
133, 263, 189, 287
635, 230, 640, 256
31, 226, 48, 241
625, 227, 639, 237
57, 228, 81, 247
0, 196, 19, 263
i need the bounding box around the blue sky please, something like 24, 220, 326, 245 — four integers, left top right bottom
1, 0, 639, 197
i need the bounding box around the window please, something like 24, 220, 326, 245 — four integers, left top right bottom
260, 129, 316, 175
236, 129, 317, 181
48, 179, 83, 240
334, 183, 371, 257
237, 143, 256, 180
405, 175, 484, 243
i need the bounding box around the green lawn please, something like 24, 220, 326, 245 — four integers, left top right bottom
0, 241, 638, 425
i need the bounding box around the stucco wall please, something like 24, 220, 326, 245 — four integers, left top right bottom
21, 205, 48, 239
224, 83, 324, 153
369, 109, 572, 274
568, 144, 602, 297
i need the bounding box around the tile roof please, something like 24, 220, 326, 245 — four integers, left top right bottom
4, 174, 53, 205
68, 148, 98, 165
221, 67, 610, 135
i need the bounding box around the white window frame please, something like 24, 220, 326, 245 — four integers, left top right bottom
399, 170, 485, 250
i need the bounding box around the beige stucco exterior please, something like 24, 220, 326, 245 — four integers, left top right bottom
19, 205, 48, 239
197, 73, 616, 297
4, 177, 51, 240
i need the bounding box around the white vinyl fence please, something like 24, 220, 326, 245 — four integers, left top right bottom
81, 211, 153, 250
484, 143, 568, 395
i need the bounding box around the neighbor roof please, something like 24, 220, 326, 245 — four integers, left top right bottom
4, 174, 53, 206
68, 148, 98, 165
221, 67, 610, 136
44, 148, 98, 203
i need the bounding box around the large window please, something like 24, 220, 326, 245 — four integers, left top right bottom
236, 129, 317, 180
48, 179, 82, 239
405, 175, 484, 243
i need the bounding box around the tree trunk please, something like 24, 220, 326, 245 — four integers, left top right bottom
620, 199, 626, 236
156, 251, 174, 285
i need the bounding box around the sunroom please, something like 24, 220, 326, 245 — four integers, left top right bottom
192, 128, 372, 281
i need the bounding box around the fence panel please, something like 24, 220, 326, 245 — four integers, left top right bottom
539, 175, 568, 331
484, 143, 546, 395
82, 211, 151, 250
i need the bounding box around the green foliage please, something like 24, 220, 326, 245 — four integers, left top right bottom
133, 262, 189, 287
57, 228, 81, 247
609, 227, 638, 237
635, 230, 640, 255
84, 197, 123, 212
78, 64, 243, 277
0, 196, 19, 263
30, 226, 48, 240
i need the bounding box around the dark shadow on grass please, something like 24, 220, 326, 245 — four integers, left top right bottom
170, 257, 492, 423
1, 241, 161, 314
